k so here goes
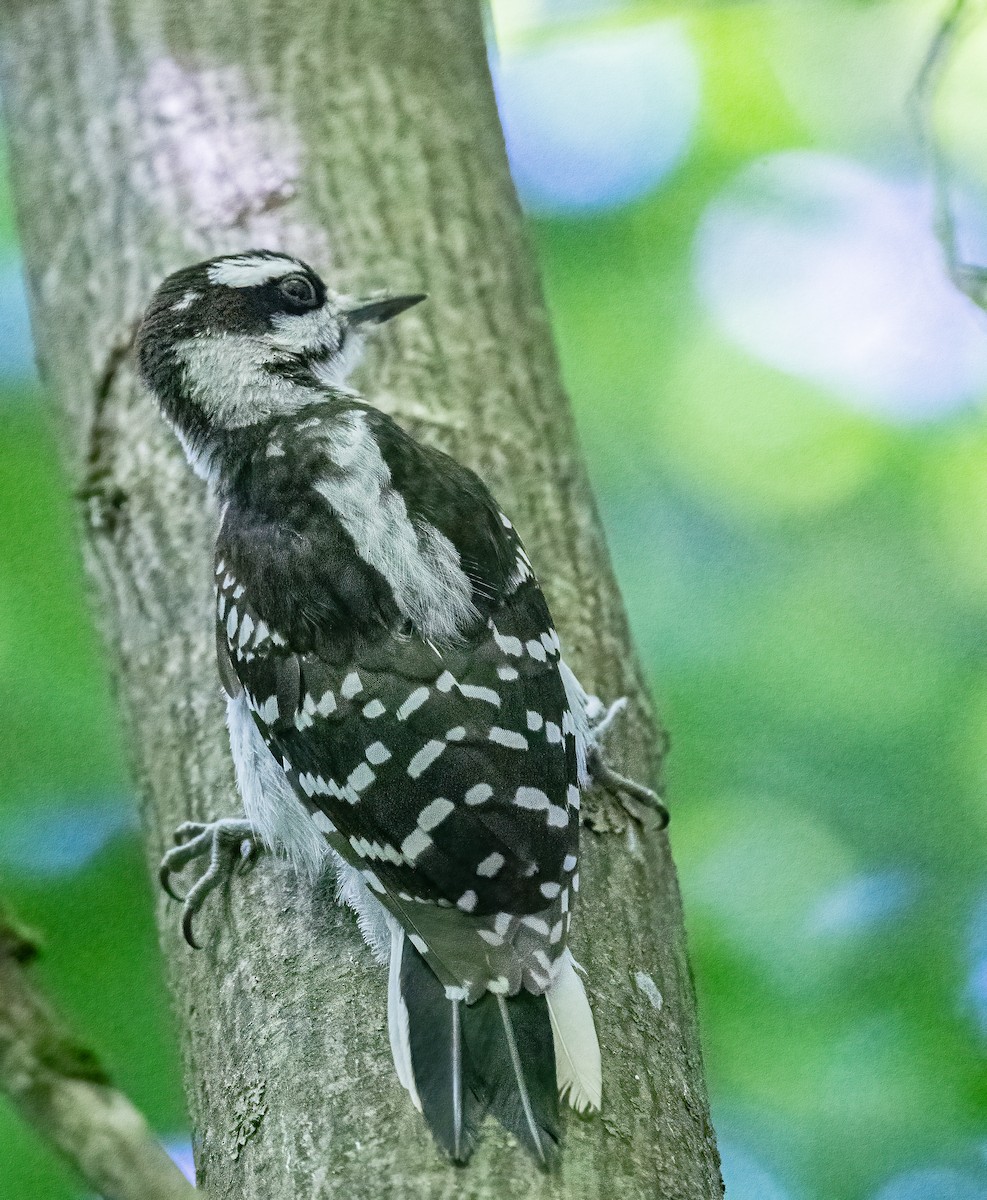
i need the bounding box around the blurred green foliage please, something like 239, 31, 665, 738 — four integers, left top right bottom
1, 3, 986, 1198
0, 402, 185, 1195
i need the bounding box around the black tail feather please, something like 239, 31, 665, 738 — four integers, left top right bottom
400, 942, 485, 1163
400, 940, 561, 1167
461, 989, 561, 1167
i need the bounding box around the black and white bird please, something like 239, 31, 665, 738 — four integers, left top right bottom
136, 250, 665, 1166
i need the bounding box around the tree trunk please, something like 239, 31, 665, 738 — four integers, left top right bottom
0, 2, 723, 1196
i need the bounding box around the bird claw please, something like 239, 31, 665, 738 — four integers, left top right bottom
586, 698, 670, 832
590, 756, 669, 831
158, 818, 261, 947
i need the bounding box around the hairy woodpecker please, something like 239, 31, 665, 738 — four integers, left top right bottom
136, 250, 665, 1166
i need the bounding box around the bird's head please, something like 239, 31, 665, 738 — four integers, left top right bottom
136, 250, 424, 469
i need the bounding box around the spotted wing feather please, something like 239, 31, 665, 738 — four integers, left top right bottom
214, 406, 582, 997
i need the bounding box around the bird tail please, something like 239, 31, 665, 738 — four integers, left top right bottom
388, 929, 599, 1165
545, 950, 602, 1114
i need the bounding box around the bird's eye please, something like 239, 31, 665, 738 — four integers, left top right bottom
278, 274, 318, 308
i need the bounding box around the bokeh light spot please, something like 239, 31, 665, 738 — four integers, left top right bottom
0, 798, 135, 877
719, 1138, 790, 1200
493, 21, 700, 214
694, 151, 987, 421
164, 1138, 195, 1184
873, 1168, 987, 1200
965, 891, 987, 1039
807, 871, 917, 939
0, 258, 36, 383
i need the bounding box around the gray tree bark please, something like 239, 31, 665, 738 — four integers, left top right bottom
0, 2, 723, 1196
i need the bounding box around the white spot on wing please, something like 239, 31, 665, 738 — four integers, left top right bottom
347, 763, 375, 793
526, 638, 547, 662
341, 671, 363, 699
477, 852, 505, 877
408, 740, 446, 778
401, 828, 432, 862
492, 626, 524, 657
365, 741, 391, 765
397, 688, 429, 720
489, 728, 528, 751
515, 787, 549, 811
418, 797, 454, 831
522, 915, 549, 935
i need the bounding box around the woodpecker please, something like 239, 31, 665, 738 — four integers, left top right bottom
136, 250, 666, 1166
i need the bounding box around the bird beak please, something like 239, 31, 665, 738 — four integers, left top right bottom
343, 293, 427, 327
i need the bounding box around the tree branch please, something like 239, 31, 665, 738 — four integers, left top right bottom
0, 1, 722, 1195
910, 0, 987, 307
0, 902, 197, 1200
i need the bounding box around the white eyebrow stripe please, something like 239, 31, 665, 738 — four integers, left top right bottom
207, 255, 302, 288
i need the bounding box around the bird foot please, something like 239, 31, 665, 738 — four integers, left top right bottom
586, 698, 669, 834
159, 818, 261, 948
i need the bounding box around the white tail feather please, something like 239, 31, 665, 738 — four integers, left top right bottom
546, 951, 602, 1113
386, 921, 422, 1111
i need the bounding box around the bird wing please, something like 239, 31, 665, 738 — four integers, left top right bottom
214, 416, 581, 996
